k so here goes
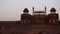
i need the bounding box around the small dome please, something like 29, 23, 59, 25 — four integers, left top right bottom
50, 7, 56, 12
23, 8, 29, 12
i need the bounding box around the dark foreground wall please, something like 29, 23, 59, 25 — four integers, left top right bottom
0, 21, 60, 34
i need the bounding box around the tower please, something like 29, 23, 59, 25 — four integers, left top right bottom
48, 7, 59, 23
21, 8, 31, 24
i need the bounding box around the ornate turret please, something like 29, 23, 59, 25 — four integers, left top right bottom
50, 7, 56, 12
23, 8, 29, 14
48, 7, 59, 23
21, 8, 31, 24
50, 7, 56, 13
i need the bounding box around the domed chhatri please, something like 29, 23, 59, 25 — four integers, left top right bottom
23, 8, 29, 12
50, 7, 56, 12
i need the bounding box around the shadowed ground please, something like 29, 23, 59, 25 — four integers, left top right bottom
0, 21, 60, 34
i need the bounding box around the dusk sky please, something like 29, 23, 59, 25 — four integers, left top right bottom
0, 0, 60, 21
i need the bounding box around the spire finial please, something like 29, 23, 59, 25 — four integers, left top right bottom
32, 6, 34, 16
45, 6, 46, 15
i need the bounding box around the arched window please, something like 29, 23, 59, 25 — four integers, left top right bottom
49, 20, 51, 23
28, 21, 30, 23
21, 21, 23, 23
24, 20, 26, 23
53, 20, 55, 22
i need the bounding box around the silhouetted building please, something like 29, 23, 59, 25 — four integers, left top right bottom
21, 7, 59, 24
0, 7, 59, 34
